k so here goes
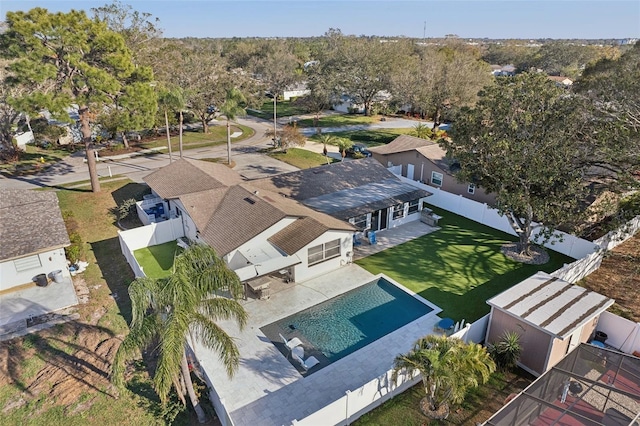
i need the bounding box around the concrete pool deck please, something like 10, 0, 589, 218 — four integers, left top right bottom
194, 265, 443, 425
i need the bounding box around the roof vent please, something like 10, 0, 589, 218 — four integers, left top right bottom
254, 190, 259, 195
243, 197, 255, 205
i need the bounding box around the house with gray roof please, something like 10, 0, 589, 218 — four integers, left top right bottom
369, 135, 496, 206
142, 159, 355, 283
0, 189, 77, 334
251, 157, 432, 235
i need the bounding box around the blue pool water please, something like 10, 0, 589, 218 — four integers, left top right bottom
269, 277, 433, 362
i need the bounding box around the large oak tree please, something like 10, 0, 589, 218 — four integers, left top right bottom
444, 73, 591, 254
1, 7, 156, 192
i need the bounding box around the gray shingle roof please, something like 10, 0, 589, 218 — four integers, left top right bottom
143, 158, 243, 199
0, 189, 70, 261
251, 157, 405, 201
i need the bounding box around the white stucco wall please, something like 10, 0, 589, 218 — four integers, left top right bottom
0, 248, 68, 291
225, 217, 297, 264
292, 230, 354, 283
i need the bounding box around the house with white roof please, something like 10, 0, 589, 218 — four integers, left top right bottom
485, 271, 615, 376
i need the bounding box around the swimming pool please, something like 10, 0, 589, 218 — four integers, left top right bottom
262, 276, 436, 366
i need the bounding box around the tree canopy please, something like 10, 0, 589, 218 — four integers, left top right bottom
1, 7, 156, 192
444, 72, 591, 254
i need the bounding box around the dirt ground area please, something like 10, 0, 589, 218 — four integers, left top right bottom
580, 232, 640, 322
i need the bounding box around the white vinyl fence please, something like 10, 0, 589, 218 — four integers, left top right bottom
118, 218, 184, 278
292, 368, 420, 426
597, 311, 640, 356
399, 177, 601, 259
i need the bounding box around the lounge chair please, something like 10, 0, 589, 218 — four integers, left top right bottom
292, 352, 320, 370
279, 333, 303, 350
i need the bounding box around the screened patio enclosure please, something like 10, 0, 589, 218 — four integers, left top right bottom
486, 344, 640, 425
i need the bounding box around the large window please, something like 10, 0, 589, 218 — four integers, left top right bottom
308, 239, 341, 266
392, 203, 405, 220
408, 199, 420, 214
431, 171, 443, 187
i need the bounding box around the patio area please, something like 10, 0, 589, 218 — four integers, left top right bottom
193, 264, 444, 426
352, 220, 440, 260
0, 273, 78, 336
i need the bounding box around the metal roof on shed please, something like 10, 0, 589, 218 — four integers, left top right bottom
487, 272, 614, 340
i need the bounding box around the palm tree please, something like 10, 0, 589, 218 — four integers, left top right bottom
487, 331, 522, 372
318, 133, 337, 164
219, 87, 247, 165
392, 335, 495, 419
111, 244, 248, 423
335, 137, 353, 162
410, 122, 433, 140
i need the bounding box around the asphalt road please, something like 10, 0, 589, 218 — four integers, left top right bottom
1, 115, 425, 190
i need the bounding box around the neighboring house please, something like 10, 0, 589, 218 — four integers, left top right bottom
485, 271, 614, 377
369, 134, 496, 205
282, 82, 311, 101
142, 159, 355, 283
13, 131, 35, 150
0, 189, 70, 292
547, 75, 573, 87
251, 157, 432, 236
333, 94, 365, 114
485, 343, 640, 425
0, 189, 77, 333
491, 64, 516, 76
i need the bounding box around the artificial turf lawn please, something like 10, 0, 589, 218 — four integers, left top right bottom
355, 205, 573, 322
134, 241, 180, 279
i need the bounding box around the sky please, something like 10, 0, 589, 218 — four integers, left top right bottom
2, 1, 639, 39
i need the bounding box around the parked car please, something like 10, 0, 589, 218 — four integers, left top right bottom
346, 144, 372, 158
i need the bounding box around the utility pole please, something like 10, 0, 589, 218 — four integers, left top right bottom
423, 21, 426, 43
273, 95, 277, 147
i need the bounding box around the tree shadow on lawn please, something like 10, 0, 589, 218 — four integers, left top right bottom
91, 237, 135, 325
111, 182, 150, 207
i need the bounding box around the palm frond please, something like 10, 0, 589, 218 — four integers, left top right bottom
191, 312, 241, 377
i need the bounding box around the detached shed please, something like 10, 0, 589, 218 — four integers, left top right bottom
485, 272, 614, 376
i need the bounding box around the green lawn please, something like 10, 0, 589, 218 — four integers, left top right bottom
137, 123, 254, 152
268, 147, 338, 169
356, 205, 572, 322
134, 241, 180, 279
297, 114, 379, 128
309, 128, 413, 147
247, 100, 308, 119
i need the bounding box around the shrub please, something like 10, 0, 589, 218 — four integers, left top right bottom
62, 211, 84, 263
488, 331, 522, 372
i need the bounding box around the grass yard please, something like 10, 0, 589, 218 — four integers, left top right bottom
309, 128, 412, 147
297, 114, 379, 128
134, 241, 180, 279
354, 368, 535, 425
129, 123, 253, 153
356, 205, 572, 322
268, 147, 338, 169
247, 100, 308, 119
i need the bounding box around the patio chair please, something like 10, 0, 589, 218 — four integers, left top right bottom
292, 352, 320, 370
279, 333, 303, 350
